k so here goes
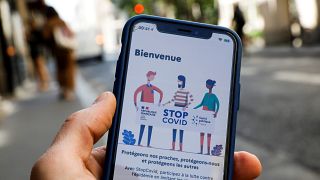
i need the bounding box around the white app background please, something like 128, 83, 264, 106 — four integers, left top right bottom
113, 22, 235, 180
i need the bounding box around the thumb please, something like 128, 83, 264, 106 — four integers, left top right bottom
50, 92, 116, 160
233, 151, 262, 180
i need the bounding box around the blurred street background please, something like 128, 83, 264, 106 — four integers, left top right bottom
0, 0, 320, 179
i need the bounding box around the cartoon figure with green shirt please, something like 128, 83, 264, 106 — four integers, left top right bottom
194, 79, 220, 155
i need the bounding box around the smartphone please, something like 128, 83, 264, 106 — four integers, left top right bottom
104, 15, 242, 180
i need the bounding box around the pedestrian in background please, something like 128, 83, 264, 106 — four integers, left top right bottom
43, 7, 77, 101
233, 3, 246, 44
27, 11, 50, 92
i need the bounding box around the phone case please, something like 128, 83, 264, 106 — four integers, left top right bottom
103, 15, 242, 180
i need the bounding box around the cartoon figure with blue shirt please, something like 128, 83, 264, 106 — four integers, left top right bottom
194, 79, 220, 155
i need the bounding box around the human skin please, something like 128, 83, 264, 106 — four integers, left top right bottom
30, 92, 262, 180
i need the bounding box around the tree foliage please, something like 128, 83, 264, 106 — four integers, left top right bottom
113, 0, 219, 24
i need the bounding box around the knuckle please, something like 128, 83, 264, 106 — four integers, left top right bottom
31, 154, 50, 178
31, 159, 42, 175
103, 112, 114, 128
65, 110, 83, 124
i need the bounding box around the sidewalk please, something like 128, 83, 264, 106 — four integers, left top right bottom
0, 99, 15, 121
237, 49, 320, 179
0, 88, 83, 179
0, 81, 36, 121
246, 46, 320, 58
236, 136, 320, 180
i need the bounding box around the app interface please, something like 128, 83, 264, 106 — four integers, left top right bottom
114, 22, 235, 180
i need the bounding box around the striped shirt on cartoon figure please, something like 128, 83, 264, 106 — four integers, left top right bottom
163, 75, 194, 151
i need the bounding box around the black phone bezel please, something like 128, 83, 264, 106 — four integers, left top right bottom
104, 15, 242, 180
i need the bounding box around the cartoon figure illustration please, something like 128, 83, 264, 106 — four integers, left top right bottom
163, 75, 194, 151
134, 71, 163, 147
194, 79, 220, 155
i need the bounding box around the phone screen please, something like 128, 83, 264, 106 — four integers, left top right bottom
113, 21, 235, 180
